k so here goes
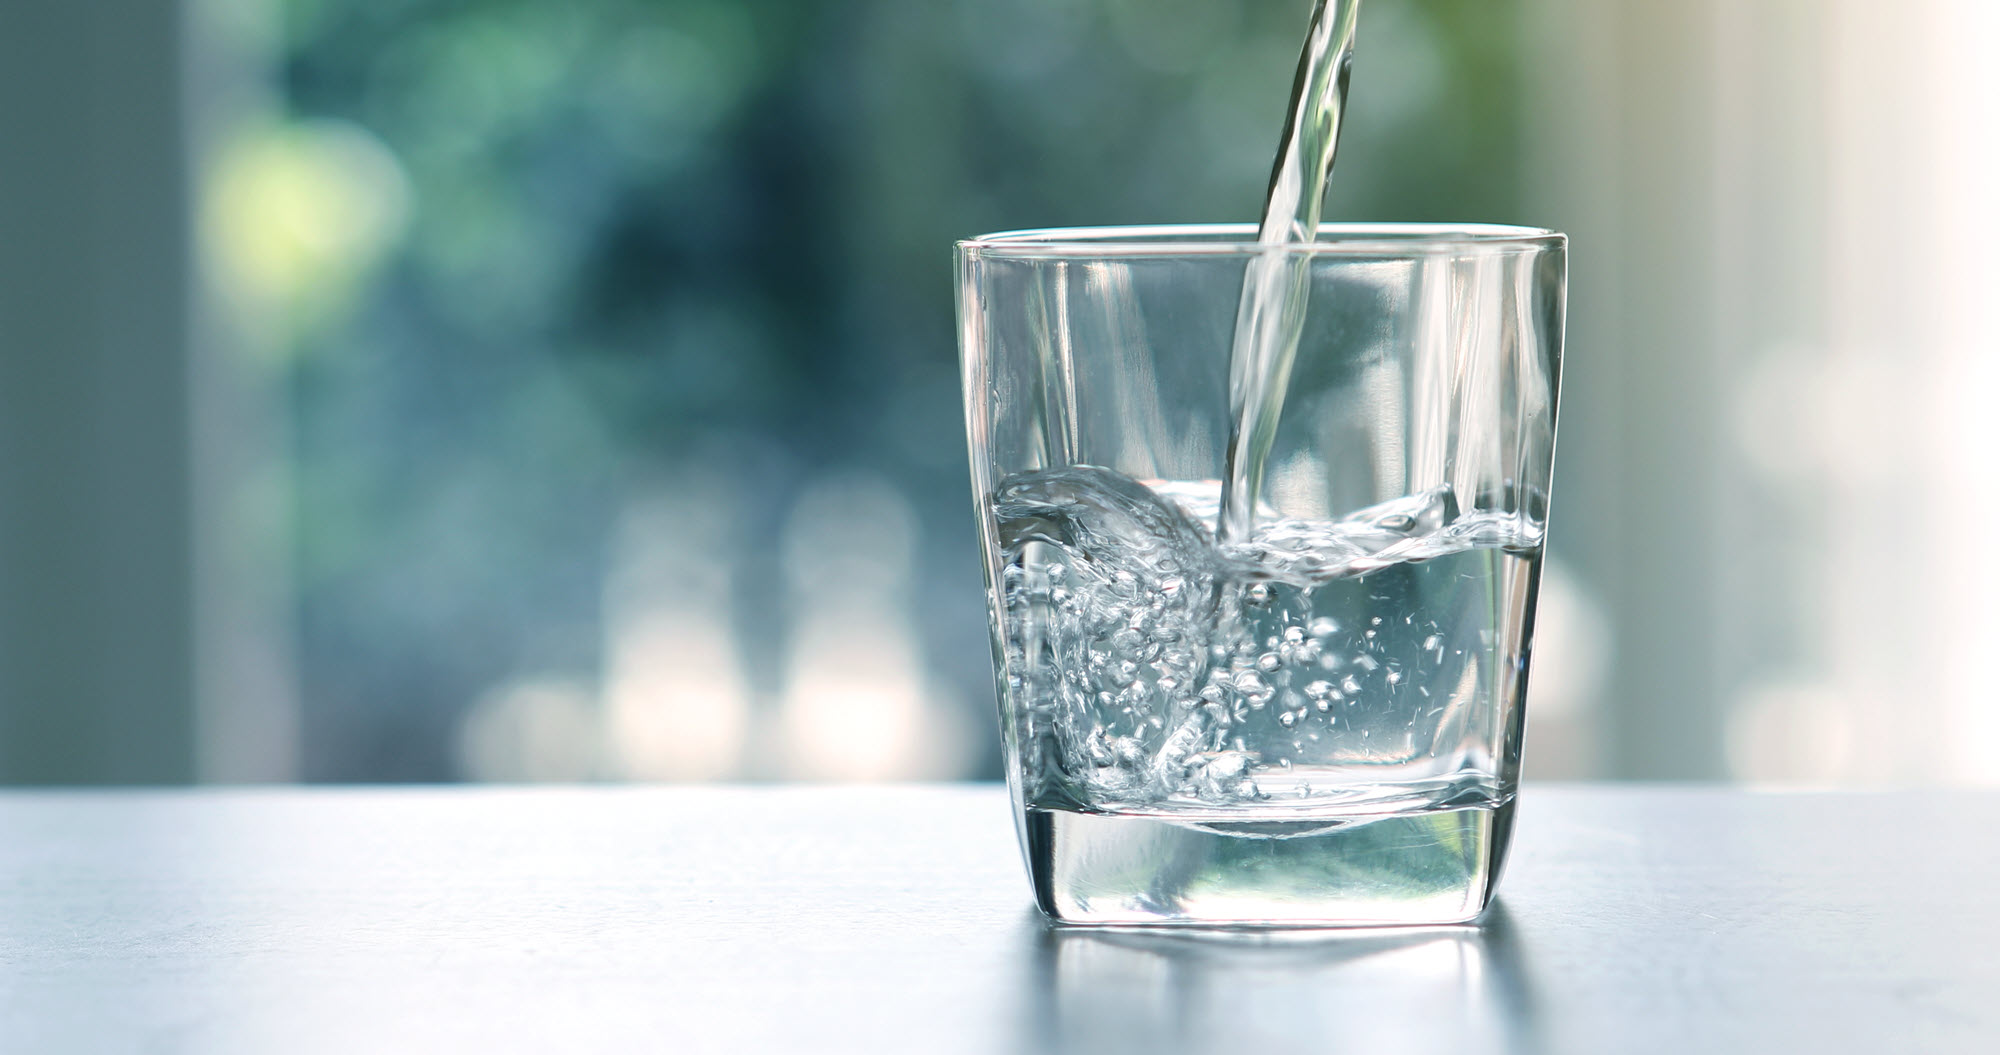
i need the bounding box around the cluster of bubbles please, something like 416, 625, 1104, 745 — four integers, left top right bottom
995, 466, 1511, 811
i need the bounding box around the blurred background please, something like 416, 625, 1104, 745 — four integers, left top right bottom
1, 0, 1994, 786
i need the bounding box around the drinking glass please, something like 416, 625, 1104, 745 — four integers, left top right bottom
958, 224, 1565, 926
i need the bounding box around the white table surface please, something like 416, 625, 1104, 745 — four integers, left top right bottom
0, 784, 1993, 1054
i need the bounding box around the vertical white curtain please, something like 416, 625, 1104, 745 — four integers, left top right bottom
1527, 0, 2000, 783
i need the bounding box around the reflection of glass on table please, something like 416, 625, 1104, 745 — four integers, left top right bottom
1024, 906, 1539, 1055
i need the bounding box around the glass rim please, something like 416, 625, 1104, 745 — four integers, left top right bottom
957, 222, 1564, 258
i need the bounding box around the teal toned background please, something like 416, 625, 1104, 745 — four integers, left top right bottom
3, 0, 1995, 786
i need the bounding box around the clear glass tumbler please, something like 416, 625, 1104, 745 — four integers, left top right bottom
958, 224, 1565, 926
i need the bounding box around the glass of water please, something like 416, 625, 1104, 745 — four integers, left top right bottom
958, 224, 1565, 926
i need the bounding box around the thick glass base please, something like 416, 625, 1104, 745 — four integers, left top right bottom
1023, 798, 1513, 927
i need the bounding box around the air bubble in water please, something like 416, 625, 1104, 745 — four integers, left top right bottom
1203, 751, 1248, 780
992, 465, 1536, 812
